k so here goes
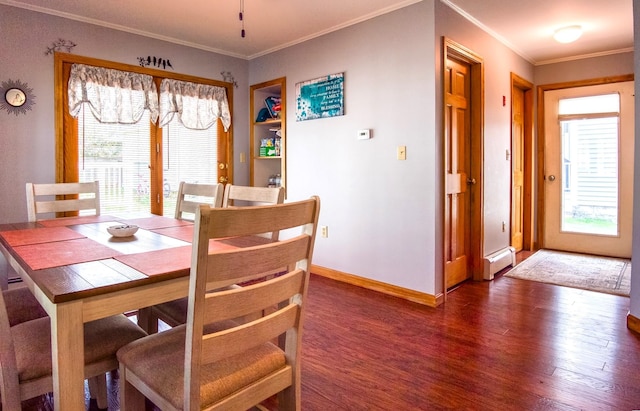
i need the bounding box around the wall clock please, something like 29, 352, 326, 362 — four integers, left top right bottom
0, 79, 36, 115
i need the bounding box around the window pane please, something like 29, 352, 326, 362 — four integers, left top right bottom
162, 119, 219, 217
559, 93, 619, 115
78, 107, 151, 215
560, 116, 618, 235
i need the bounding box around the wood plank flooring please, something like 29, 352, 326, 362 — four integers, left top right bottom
10, 260, 640, 410
302, 273, 640, 410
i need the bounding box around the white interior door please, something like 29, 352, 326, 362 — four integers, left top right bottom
543, 81, 634, 258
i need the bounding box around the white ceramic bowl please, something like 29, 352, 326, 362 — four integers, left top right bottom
107, 224, 139, 237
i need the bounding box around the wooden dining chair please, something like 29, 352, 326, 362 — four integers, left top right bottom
0, 290, 148, 410
222, 184, 285, 240
174, 182, 224, 221
118, 197, 320, 411
222, 184, 285, 207
145, 184, 286, 333
26, 181, 100, 222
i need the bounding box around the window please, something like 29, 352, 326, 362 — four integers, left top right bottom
54, 53, 233, 216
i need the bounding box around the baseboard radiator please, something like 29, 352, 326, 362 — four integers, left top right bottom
483, 246, 516, 280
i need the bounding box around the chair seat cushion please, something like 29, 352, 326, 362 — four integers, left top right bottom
11, 314, 147, 382
152, 297, 188, 326
3, 287, 48, 326
117, 324, 286, 409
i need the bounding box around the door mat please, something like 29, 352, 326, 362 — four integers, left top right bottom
504, 249, 631, 296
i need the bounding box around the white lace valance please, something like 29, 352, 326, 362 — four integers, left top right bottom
68, 64, 159, 124
159, 79, 231, 131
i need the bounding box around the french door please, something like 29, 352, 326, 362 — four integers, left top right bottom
543, 81, 634, 258
55, 53, 232, 217
76, 107, 223, 217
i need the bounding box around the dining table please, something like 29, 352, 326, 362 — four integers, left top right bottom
0, 213, 267, 411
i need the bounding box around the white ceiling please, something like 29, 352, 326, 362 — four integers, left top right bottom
2, 0, 634, 63
445, 0, 633, 65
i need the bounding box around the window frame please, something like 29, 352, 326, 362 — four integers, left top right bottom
54, 52, 234, 215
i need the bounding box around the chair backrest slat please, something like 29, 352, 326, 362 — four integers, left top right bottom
221, 184, 285, 240
222, 185, 285, 208
200, 302, 300, 364
203, 237, 309, 290
202, 269, 305, 325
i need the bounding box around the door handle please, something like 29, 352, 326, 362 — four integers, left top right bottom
548, 175, 556, 181
466, 177, 476, 185
219, 176, 228, 183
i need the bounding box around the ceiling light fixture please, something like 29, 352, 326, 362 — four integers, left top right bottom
553, 25, 582, 44
239, 0, 245, 38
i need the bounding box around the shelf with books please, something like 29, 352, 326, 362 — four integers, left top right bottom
250, 77, 286, 194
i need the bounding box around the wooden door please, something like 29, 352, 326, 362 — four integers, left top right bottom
511, 86, 525, 251
444, 57, 472, 289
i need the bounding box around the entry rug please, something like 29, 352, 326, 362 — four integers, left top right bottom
504, 249, 631, 297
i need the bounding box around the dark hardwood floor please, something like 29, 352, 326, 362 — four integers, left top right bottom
11, 254, 640, 410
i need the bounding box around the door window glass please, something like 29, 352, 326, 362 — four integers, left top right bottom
162, 119, 219, 217
78, 106, 151, 214
558, 94, 620, 235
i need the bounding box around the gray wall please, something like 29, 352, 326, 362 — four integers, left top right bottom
251, 1, 439, 293
251, 0, 538, 295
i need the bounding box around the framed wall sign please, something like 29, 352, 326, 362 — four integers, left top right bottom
296, 72, 344, 121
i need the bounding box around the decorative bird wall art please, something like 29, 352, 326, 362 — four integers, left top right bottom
137, 56, 174, 70
44, 38, 77, 55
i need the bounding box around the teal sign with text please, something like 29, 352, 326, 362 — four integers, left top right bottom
296, 73, 344, 121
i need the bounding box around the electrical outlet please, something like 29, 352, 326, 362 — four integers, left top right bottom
321, 226, 328, 238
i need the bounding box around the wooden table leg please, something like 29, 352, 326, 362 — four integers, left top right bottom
51, 300, 85, 410
136, 306, 158, 333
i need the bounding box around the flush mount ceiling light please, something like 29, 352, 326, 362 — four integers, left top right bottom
553, 25, 583, 43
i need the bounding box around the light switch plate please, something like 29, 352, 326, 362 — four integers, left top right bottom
397, 145, 406, 160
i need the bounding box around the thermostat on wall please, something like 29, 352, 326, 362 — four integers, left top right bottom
357, 129, 371, 140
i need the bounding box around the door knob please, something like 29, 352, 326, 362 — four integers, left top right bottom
219, 176, 228, 183
548, 175, 556, 181
466, 177, 476, 185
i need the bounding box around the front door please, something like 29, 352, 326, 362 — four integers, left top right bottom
543, 81, 634, 258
